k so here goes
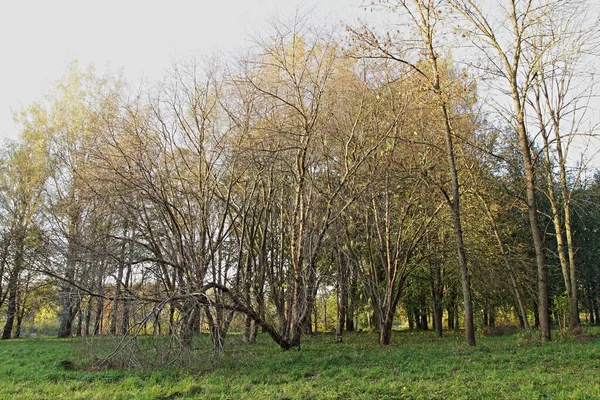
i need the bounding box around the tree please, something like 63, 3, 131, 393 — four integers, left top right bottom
350, 0, 478, 345
528, 8, 599, 331
0, 116, 49, 339
449, 0, 599, 340
236, 14, 392, 348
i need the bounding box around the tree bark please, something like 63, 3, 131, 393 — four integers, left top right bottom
379, 309, 394, 345
2, 233, 25, 340
514, 98, 551, 341
1, 273, 18, 339
441, 103, 475, 346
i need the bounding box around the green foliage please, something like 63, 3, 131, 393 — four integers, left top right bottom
0, 330, 598, 399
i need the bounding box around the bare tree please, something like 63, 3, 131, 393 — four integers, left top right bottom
350, 0, 478, 345
448, 0, 599, 340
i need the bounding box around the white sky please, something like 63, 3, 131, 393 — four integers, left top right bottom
1, 0, 597, 170
0, 0, 364, 141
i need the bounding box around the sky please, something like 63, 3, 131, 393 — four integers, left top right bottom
1, 0, 597, 169
0, 0, 364, 141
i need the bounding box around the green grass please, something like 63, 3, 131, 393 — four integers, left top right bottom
1, 328, 599, 399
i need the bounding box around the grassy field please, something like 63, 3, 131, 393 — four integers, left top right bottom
0, 328, 599, 399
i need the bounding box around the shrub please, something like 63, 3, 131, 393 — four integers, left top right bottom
481, 323, 518, 337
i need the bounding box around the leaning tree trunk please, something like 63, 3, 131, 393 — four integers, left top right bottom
476, 190, 531, 330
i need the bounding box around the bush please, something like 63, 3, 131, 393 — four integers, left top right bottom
515, 328, 542, 346
481, 323, 518, 337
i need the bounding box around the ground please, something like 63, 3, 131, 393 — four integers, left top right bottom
0, 328, 598, 399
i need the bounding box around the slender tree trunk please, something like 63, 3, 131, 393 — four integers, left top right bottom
110, 261, 123, 335
475, 190, 530, 329
535, 93, 580, 334
121, 263, 132, 335
441, 103, 475, 346
564, 208, 581, 332
514, 99, 551, 341
483, 301, 489, 327
76, 307, 83, 337
58, 205, 81, 339
336, 260, 348, 340
84, 297, 92, 336
510, 274, 530, 329
430, 256, 444, 337
92, 274, 105, 335
3, 233, 25, 340
346, 264, 357, 332
244, 315, 256, 344
93, 297, 103, 335
541, 73, 581, 333
0, 238, 12, 311
447, 287, 456, 329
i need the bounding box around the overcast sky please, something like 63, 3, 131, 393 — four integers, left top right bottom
0, 0, 364, 141
1, 0, 597, 169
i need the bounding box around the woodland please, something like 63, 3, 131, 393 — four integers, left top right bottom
1, 0, 600, 369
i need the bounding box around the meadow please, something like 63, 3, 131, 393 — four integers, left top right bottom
1, 328, 598, 399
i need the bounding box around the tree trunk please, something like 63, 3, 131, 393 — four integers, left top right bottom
205, 307, 223, 353
483, 301, 489, 327
513, 94, 551, 342
244, 315, 256, 343
1, 275, 18, 339
510, 275, 530, 330
93, 295, 104, 335
430, 256, 443, 337
76, 306, 84, 337
110, 266, 122, 335
438, 99, 475, 346
58, 204, 82, 339
563, 195, 580, 332
120, 262, 132, 335
433, 305, 442, 337
57, 296, 77, 338
475, 189, 530, 330
15, 308, 24, 339
346, 264, 357, 332
336, 273, 348, 340
421, 311, 428, 331
536, 97, 580, 334
378, 309, 394, 345
3, 235, 25, 340
446, 289, 455, 330
179, 300, 198, 350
